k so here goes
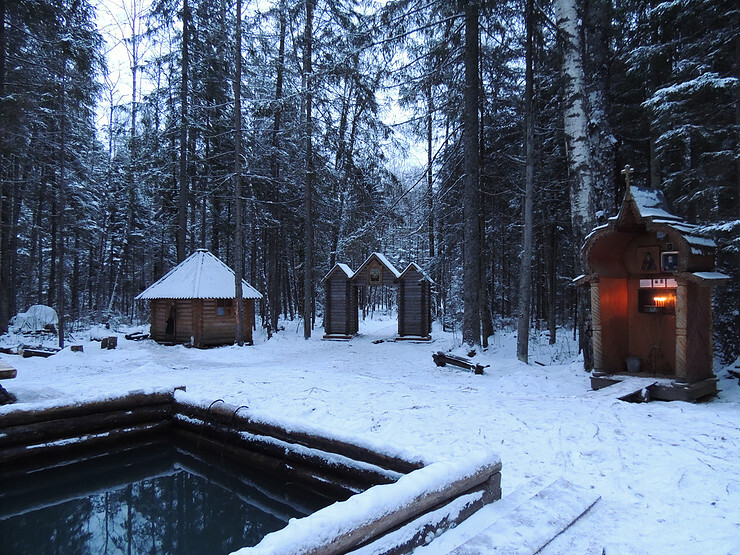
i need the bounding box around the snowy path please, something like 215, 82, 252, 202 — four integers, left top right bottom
2, 320, 739, 554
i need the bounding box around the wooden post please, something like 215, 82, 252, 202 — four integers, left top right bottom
675, 282, 688, 381
590, 280, 603, 373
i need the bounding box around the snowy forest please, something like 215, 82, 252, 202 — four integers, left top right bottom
0, 0, 737, 362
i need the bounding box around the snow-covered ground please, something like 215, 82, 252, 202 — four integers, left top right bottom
2, 316, 739, 554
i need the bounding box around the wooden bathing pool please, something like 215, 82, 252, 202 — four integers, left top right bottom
0, 390, 502, 554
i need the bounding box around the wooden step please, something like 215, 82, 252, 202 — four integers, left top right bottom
585, 377, 658, 401
443, 478, 600, 554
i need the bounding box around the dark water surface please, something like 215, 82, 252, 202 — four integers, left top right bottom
0, 441, 336, 555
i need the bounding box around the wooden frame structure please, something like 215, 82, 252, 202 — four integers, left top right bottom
136, 250, 262, 348
322, 253, 433, 340
576, 179, 728, 401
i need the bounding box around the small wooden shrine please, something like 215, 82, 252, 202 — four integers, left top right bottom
136, 249, 262, 347
576, 168, 728, 401
322, 253, 433, 340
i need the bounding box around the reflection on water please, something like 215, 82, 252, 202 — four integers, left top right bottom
0, 441, 336, 555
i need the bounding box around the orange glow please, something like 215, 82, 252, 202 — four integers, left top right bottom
652, 293, 676, 308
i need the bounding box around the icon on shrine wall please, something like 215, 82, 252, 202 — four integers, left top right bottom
369, 265, 381, 284
637, 246, 660, 274
661, 251, 679, 272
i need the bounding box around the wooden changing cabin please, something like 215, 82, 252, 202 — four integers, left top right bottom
136, 249, 262, 347
322, 253, 433, 340
576, 172, 728, 401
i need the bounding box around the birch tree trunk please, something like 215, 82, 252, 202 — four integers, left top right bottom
555, 0, 615, 369
555, 0, 594, 240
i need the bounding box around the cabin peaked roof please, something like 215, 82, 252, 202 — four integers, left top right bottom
398, 262, 435, 283
355, 252, 401, 279
135, 249, 262, 300
322, 263, 355, 282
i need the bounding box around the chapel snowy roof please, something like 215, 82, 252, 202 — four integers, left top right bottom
398, 262, 435, 283
356, 252, 401, 279
322, 263, 355, 282
626, 186, 682, 221
135, 249, 262, 300
616, 185, 717, 254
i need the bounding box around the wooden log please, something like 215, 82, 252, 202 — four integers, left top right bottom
70, 345, 84, 352
172, 426, 360, 500
0, 404, 173, 449
101, 336, 117, 349
249, 460, 502, 555
0, 421, 170, 466
175, 401, 424, 475
124, 332, 149, 341
357, 473, 501, 555
0, 391, 176, 429
173, 415, 400, 488
19, 347, 58, 358
433, 352, 487, 374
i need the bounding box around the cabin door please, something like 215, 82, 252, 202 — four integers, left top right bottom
165, 303, 176, 340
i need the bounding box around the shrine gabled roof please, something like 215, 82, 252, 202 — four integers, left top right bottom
612, 185, 717, 253
398, 262, 435, 284
136, 249, 262, 300
580, 180, 720, 280
322, 263, 355, 282
624, 186, 682, 222
355, 252, 401, 279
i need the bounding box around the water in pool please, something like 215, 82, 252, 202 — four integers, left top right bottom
0, 441, 337, 554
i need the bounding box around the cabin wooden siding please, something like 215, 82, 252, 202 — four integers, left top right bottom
324, 278, 358, 335
150, 299, 194, 344
398, 270, 431, 337
148, 298, 254, 347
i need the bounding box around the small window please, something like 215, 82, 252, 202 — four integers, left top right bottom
217, 299, 233, 317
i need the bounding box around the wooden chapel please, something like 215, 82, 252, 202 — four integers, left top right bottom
576, 167, 728, 401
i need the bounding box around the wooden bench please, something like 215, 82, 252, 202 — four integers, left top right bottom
433, 351, 487, 375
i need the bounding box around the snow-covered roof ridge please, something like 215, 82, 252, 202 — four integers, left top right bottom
135, 249, 262, 300
399, 262, 435, 283
322, 262, 355, 282
361, 252, 401, 278
628, 185, 681, 221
